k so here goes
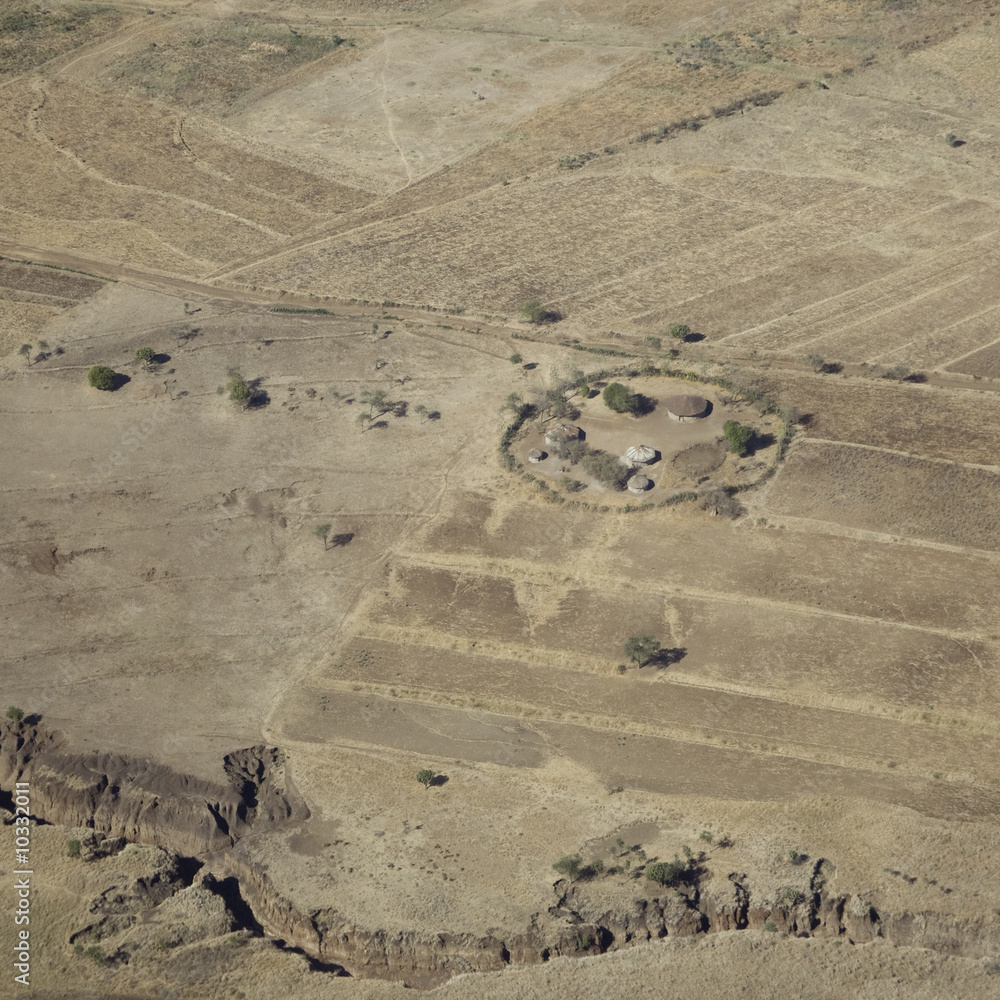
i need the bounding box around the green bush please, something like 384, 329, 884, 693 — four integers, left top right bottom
669, 323, 691, 341
581, 450, 627, 490
87, 365, 116, 391
723, 420, 753, 456
5, 706, 24, 723
518, 300, 546, 324
67, 839, 81, 858
645, 858, 686, 887
602, 382, 640, 414
553, 854, 583, 881
135, 346, 155, 365
623, 635, 661, 667
416, 768, 435, 789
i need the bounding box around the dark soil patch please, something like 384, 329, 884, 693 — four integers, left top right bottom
672, 442, 726, 477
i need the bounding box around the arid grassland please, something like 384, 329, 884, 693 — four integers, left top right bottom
3, 0, 1000, 996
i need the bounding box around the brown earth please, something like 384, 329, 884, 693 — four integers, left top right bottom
4, 0, 1000, 996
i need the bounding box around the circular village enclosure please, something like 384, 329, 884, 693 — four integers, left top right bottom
514, 373, 784, 503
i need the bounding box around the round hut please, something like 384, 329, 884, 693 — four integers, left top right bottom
621, 444, 656, 468
527, 448, 545, 463
664, 394, 710, 422
627, 475, 651, 494
544, 423, 581, 447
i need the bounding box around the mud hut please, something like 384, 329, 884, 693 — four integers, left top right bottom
544, 423, 581, 447
664, 395, 709, 422
622, 444, 656, 468
527, 449, 545, 463
627, 475, 651, 494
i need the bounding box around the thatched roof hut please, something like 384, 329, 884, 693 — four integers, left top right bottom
627, 475, 651, 494
544, 422, 581, 446
622, 444, 656, 468
664, 394, 709, 422
527, 449, 545, 463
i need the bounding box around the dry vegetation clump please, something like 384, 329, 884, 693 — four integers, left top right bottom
0, 2, 123, 79
102, 18, 354, 112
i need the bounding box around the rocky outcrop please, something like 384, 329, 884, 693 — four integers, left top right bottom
0, 721, 307, 856
4, 719, 999, 988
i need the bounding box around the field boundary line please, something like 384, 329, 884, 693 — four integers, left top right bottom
390, 548, 996, 640
798, 436, 1000, 474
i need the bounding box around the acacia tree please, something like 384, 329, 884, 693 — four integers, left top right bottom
18, 343, 32, 365
723, 420, 753, 456
624, 635, 661, 667
416, 768, 435, 789
135, 346, 155, 367
669, 323, 691, 342
312, 523, 332, 549
88, 365, 117, 391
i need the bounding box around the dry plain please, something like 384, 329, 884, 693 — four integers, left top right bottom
3, 0, 1000, 996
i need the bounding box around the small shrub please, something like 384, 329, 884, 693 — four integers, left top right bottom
699, 830, 713, 844
763, 920, 778, 932
722, 420, 753, 456
669, 323, 691, 342
87, 365, 117, 391
6, 706, 24, 723
135, 346, 155, 365
67, 839, 82, 858
509, 352, 523, 365
788, 848, 802, 864
518, 300, 547, 324
416, 768, 435, 789
581, 449, 628, 489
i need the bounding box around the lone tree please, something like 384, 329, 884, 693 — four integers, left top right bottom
553, 854, 583, 881
312, 523, 332, 549
509, 353, 523, 365
18, 343, 32, 365
602, 382, 640, 415
135, 346, 155, 367
227, 371, 252, 408
6, 706, 24, 724
87, 365, 117, 391
645, 857, 687, 887
723, 420, 753, 457
517, 299, 547, 324
416, 768, 436, 789
669, 323, 691, 342
624, 635, 661, 667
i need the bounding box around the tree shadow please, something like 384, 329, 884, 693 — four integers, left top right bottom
905, 372, 927, 383
369, 420, 389, 430
329, 532, 354, 548
747, 431, 775, 456
523, 362, 538, 370
391, 400, 408, 418
633, 394, 657, 416
647, 647, 687, 670
820, 362, 842, 374
426, 410, 441, 421
151, 352, 171, 365
683, 332, 705, 343
177, 327, 200, 346
247, 378, 270, 409
429, 774, 449, 787
109, 373, 131, 391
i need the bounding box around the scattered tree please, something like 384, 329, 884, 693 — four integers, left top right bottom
18, 343, 32, 365
624, 635, 661, 667
509, 353, 523, 365
6, 706, 24, 723
602, 382, 640, 415
518, 300, 546, 324
67, 839, 81, 859
87, 365, 117, 391
312, 523, 332, 549
135, 346, 155, 367
806, 353, 825, 373
227, 370, 252, 408
944, 132, 961, 147
669, 323, 691, 342
722, 420, 753, 456
553, 854, 583, 881
416, 768, 435, 789
645, 857, 687, 887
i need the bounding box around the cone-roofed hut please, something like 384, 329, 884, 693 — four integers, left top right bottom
622, 444, 656, 467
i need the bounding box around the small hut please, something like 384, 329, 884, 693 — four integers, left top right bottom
544, 423, 581, 447
621, 444, 656, 468
664, 394, 709, 422
627, 475, 651, 494
527, 449, 545, 463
